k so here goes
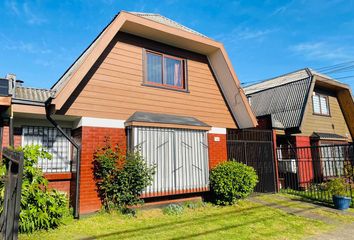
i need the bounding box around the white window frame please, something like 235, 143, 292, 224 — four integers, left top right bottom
312, 92, 330, 116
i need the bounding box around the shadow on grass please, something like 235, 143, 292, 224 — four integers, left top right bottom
79, 201, 320, 240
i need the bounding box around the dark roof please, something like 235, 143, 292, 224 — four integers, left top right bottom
246, 77, 312, 129
14, 86, 53, 103
311, 132, 347, 140
244, 68, 337, 95
126, 112, 210, 127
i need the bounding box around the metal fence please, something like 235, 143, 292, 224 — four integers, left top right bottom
277, 143, 354, 206
0, 147, 24, 240
227, 129, 277, 193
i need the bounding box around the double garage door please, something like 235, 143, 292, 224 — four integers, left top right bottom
130, 127, 209, 195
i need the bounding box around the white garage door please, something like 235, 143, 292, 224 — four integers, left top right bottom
131, 126, 209, 194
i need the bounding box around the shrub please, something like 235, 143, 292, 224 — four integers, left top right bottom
209, 161, 258, 205
93, 142, 155, 212
325, 178, 350, 197
0, 145, 69, 233
163, 204, 184, 215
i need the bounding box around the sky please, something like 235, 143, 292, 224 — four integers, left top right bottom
0, 0, 353, 90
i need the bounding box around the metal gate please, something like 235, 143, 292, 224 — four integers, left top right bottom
130, 127, 209, 195
0, 147, 24, 240
277, 143, 354, 206
227, 129, 277, 193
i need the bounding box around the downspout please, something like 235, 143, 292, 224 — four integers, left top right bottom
45, 98, 81, 219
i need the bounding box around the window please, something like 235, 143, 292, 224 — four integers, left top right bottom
145, 50, 186, 90
129, 127, 209, 194
313, 93, 330, 115
22, 126, 72, 173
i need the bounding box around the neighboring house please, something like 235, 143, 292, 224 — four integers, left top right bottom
244, 68, 354, 187
0, 11, 256, 216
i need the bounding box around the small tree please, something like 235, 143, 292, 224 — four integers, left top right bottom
93, 142, 155, 212
0, 145, 69, 233
209, 161, 258, 205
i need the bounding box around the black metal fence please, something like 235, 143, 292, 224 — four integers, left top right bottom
227, 129, 277, 193
0, 147, 24, 240
277, 143, 354, 206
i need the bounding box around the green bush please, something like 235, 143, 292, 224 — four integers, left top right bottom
325, 178, 350, 197
163, 204, 184, 215
93, 143, 155, 212
0, 145, 69, 233
209, 161, 258, 205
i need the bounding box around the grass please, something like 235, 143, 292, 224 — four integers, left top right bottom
20, 200, 329, 240
280, 188, 354, 208
257, 193, 354, 223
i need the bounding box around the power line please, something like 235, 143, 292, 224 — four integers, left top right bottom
314, 60, 354, 72
322, 64, 354, 74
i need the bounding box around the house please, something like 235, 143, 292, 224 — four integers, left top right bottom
0, 11, 257, 217
244, 68, 354, 188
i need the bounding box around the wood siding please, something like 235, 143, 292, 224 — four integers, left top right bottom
61, 32, 236, 128
300, 85, 352, 141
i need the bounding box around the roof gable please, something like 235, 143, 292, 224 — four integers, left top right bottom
248, 78, 312, 129
50, 11, 257, 128
245, 68, 354, 136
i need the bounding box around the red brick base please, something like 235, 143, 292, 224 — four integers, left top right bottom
45, 173, 72, 196
78, 127, 126, 214
208, 133, 227, 169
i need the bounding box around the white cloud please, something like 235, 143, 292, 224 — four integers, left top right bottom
290, 42, 353, 62
0, 34, 52, 55
5, 0, 20, 16
5, 0, 47, 25
214, 27, 276, 45
236, 28, 275, 40
23, 2, 47, 25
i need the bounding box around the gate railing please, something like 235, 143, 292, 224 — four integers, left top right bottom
277, 143, 354, 206
0, 148, 24, 240
227, 129, 277, 193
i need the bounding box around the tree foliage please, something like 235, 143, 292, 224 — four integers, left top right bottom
93, 142, 155, 212
0, 145, 69, 233
209, 161, 258, 205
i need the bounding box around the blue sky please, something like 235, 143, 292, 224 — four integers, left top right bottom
0, 0, 353, 90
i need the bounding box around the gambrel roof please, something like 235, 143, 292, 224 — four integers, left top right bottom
50, 11, 257, 128
244, 68, 354, 136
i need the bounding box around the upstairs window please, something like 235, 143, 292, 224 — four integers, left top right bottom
145, 50, 186, 90
313, 92, 330, 116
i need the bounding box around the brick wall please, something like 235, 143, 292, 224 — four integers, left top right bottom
79, 127, 126, 214
1, 126, 21, 147
208, 133, 227, 169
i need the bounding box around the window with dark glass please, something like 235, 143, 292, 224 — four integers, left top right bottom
145, 50, 185, 90
312, 92, 330, 116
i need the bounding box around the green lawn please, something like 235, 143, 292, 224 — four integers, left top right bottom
20, 200, 329, 240
280, 188, 354, 208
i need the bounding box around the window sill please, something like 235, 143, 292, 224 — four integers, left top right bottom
142, 83, 190, 93
312, 113, 331, 117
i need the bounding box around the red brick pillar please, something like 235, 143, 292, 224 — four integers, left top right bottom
294, 136, 313, 189
79, 127, 126, 214
208, 133, 227, 169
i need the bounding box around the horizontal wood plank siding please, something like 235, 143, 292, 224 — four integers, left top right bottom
63, 32, 236, 128
300, 85, 352, 141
